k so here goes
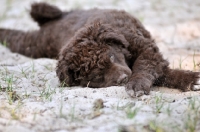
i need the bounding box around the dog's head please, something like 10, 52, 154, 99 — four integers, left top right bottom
56, 22, 132, 87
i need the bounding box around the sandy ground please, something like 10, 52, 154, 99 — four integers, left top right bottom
0, 0, 200, 132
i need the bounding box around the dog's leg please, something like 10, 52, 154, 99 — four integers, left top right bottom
154, 68, 200, 91
0, 28, 51, 58
30, 2, 63, 26
126, 34, 200, 97
126, 35, 170, 97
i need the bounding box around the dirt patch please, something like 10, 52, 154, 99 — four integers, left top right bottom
0, 0, 200, 132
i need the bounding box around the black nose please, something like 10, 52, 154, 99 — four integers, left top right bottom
117, 74, 128, 85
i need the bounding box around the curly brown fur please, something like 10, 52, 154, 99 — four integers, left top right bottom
0, 2, 200, 97
56, 22, 132, 87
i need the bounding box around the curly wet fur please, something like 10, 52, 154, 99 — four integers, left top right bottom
0, 2, 200, 97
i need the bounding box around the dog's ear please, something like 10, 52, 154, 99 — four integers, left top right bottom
56, 58, 72, 87
56, 53, 80, 87
89, 22, 129, 48
99, 30, 129, 48
75, 22, 129, 48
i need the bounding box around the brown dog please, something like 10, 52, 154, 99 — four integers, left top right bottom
0, 2, 199, 97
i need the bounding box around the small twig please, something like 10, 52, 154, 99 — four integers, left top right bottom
87, 81, 90, 87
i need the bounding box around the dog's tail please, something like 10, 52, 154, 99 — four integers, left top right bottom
154, 68, 200, 91
30, 2, 63, 26
0, 28, 46, 58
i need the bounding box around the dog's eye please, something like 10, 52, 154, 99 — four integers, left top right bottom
110, 55, 115, 63
96, 75, 101, 79
92, 75, 103, 82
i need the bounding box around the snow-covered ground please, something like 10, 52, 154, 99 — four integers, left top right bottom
0, 0, 200, 132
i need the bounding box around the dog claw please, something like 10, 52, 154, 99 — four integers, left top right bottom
125, 87, 135, 97
192, 76, 200, 90
125, 87, 145, 97
193, 85, 200, 91
135, 90, 144, 97
196, 78, 200, 85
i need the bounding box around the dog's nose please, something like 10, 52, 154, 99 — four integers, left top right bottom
117, 74, 128, 85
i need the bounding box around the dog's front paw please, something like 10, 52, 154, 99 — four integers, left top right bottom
191, 72, 200, 91
125, 76, 152, 97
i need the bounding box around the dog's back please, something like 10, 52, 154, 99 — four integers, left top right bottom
0, 3, 146, 58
